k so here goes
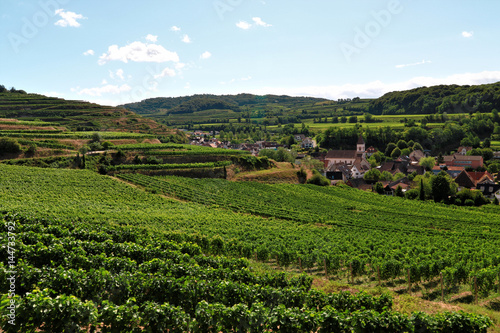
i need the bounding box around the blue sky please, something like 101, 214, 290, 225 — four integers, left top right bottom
2, 0, 500, 106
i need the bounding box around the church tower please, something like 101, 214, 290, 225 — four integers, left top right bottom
357, 135, 365, 153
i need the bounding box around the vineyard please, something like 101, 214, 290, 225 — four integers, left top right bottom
0, 164, 498, 330
2, 213, 492, 332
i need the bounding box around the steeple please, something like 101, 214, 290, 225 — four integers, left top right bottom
357, 135, 365, 152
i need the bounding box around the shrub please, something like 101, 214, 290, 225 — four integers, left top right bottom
0, 137, 21, 154
307, 170, 330, 186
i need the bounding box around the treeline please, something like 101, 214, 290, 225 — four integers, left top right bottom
368, 82, 500, 115
317, 110, 500, 153
0, 85, 27, 94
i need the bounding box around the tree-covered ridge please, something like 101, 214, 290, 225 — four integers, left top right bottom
120, 94, 330, 115
368, 82, 500, 115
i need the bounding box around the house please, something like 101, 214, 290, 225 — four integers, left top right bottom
364, 146, 378, 158
324, 135, 366, 166
454, 170, 494, 189
262, 141, 280, 150
379, 158, 409, 175
406, 164, 425, 176
326, 163, 351, 182
409, 150, 425, 163
456, 146, 473, 155
468, 171, 494, 184
350, 157, 370, 179
347, 178, 373, 191
301, 137, 316, 149
432, 165, 464, 178
294, 134, 306, 142
443, 154, 483, 169
454, 170, 476, 189
383, 178, 411, 196
476, 180, 500, 198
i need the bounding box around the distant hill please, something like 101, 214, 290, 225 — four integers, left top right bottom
0, 87, 176, 135
120, 94, 331, 115
120, 94, 370, 128
368, 81, 500, 115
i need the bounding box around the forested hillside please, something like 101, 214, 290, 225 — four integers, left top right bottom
121, 94, 330, 115
368, 82, 500, 115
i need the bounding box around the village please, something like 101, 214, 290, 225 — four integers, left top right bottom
188, 130, 500, 202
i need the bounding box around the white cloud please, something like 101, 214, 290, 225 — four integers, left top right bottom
101, 79, 108, 85
175, 62, 186, 70
182, 34, 192, 43
236, 21, 252, 30
83, 49, 94, 56
146, 34, 158, 42
244, 71, 500, 100
236, 18, 271, 30
462, 31, 474, 38
54, 9, 86, 27
77, 84, 132, 97
184, 82, 191, 89
115, 69, 125, 80
154, 67, 176, 79
98, 41, 179, 65
395, 60, 431, 69
200, 51, 212, 60
170, 26, 181, 32
252, 17, 271, 27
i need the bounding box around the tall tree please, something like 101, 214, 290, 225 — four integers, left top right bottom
431, 171, 455, 203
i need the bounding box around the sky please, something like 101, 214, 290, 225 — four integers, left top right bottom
2, 0, 500, 106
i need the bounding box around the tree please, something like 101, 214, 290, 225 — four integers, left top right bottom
307, 169, 330, 186
297, 167, 307, 184
419, 157, 436, 171
395, 185, 404, 197
363, 168, 381, 182
413, 142, 424, 151
385, 143, 397, 156
0, 137, 21, 155
483, 137, 491, 148
91, 132, 102, 143
373, 182, 384, 194
430, 171, 455, 203
396, 139, 408, 149
390, 147, 401, 159
380, 171, 394, 181
419, 179, 426, 201
364, 113, 374, 123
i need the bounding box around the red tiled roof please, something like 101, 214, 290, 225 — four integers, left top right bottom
325, 150, 359, 159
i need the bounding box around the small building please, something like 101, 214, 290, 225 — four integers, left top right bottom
432, 165, 465, 178
301, 137, 316, 149
443, 154, 483, 169
456, 146, 473, 155
294, 134, 306, 142
476, 180, 500, 198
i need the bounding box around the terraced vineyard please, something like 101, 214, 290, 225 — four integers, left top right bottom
0, 92, 172, 134
0, 165, 494, 331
